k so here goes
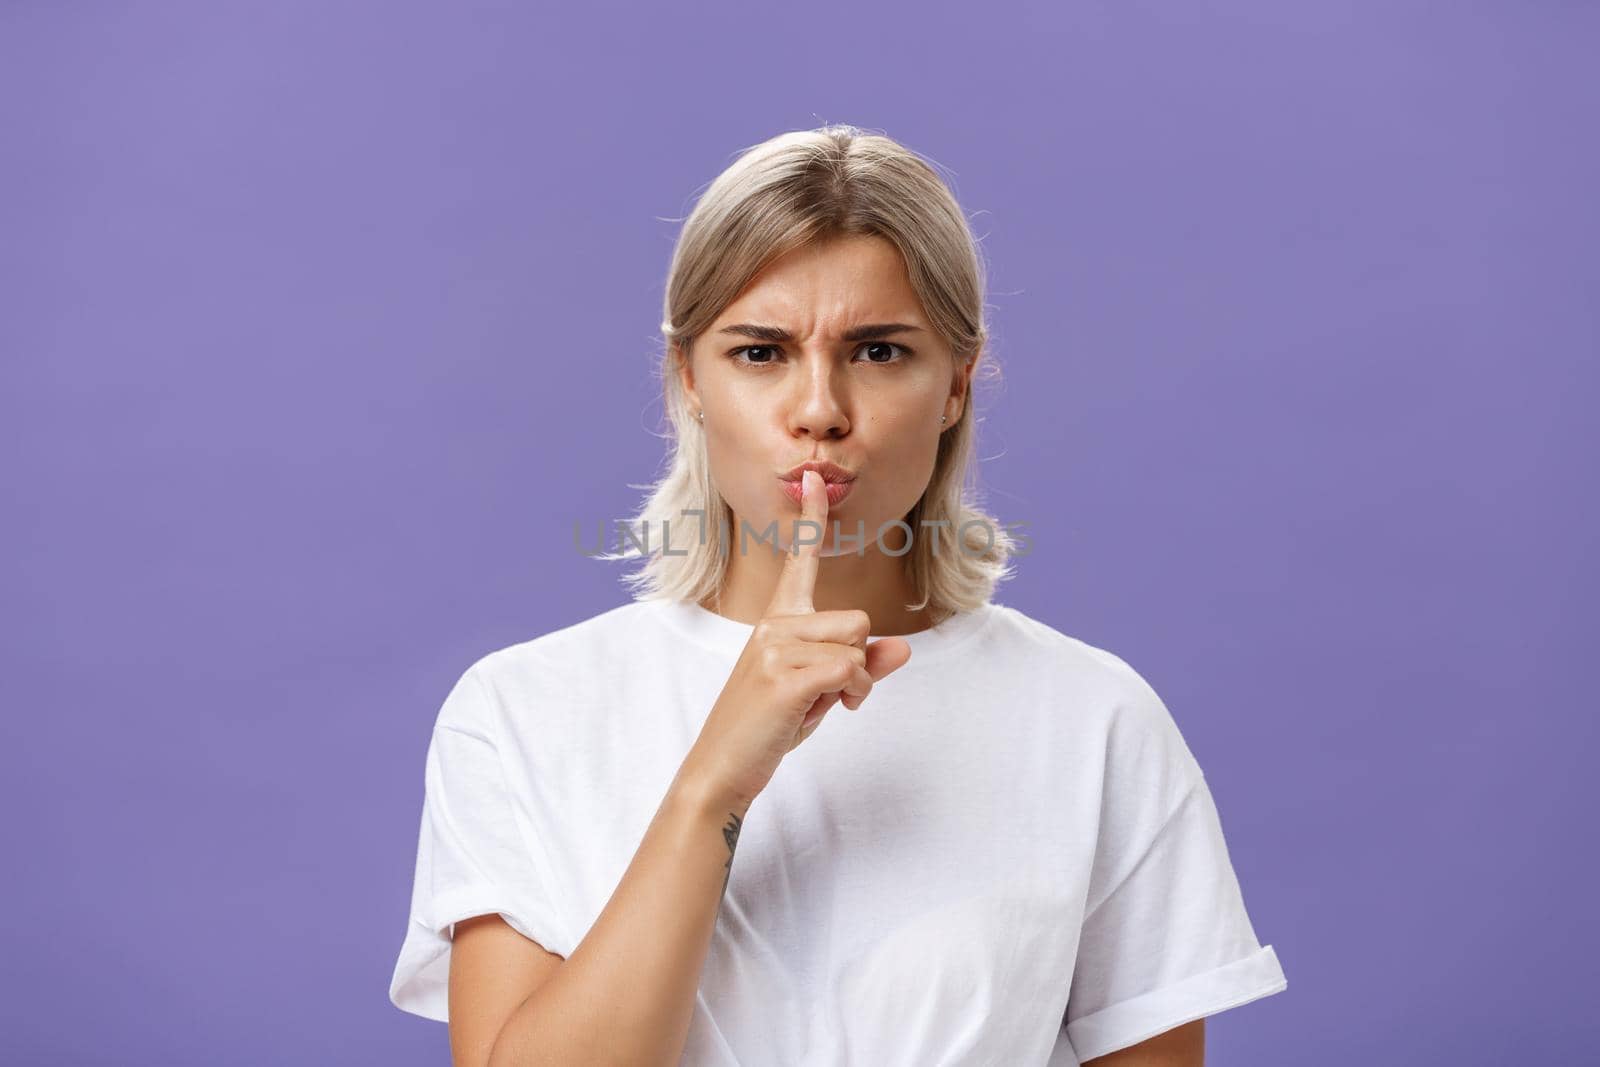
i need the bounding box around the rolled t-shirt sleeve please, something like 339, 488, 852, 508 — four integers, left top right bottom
388, 662, 566, 1023
1061, 664, 1287, 1063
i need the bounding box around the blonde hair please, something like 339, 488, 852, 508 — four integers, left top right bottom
598, 124, 1018, 622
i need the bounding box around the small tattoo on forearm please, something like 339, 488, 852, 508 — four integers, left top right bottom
720, 811, 743, 894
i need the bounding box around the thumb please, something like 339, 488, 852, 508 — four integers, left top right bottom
863, 636, 912, 680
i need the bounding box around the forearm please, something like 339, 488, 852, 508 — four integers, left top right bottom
488, 766, 749, 1067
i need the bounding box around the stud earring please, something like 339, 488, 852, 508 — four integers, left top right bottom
940, 414, 948, 424
697, 410, 705, 422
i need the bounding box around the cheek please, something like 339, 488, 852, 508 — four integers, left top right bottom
871, 404, 936, 455
866, 421, 942, 505
703, 433, 774, 511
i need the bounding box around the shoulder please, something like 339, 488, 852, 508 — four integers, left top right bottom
439, 600, 659, 726
982, 603, 1201, 779
983, 604, 1172, 720
473, 599, 658, 676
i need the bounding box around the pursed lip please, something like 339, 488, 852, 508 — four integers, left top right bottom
779, 460, 858, 484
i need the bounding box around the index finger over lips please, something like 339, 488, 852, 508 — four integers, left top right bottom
766, 469, 828, 617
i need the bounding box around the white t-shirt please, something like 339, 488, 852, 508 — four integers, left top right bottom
389, 596, 1287, 1064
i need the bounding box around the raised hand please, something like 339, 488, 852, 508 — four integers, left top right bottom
681, 470, 913, 808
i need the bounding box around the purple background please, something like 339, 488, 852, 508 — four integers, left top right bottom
3, 3, 1593, 1063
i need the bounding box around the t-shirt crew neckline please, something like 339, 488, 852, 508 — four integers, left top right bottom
654, 596, 999, 659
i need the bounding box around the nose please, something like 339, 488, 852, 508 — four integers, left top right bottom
786, 354, 850, 439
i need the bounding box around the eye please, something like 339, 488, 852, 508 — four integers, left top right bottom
728, 345, 781, 366
725, 342, 912, 368
856, 341, 910, 365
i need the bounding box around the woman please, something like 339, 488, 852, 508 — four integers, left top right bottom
389, 125, 1287, 1066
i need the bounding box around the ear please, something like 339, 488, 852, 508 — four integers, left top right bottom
944, 348, 980, 424
674, 342, 701, 412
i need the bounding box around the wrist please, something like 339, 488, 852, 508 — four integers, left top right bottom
671, 756, 754, 821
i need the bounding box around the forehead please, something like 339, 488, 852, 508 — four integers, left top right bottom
716, 234, 926, 327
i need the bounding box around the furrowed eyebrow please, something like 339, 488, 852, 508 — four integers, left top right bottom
715, 322, 925, 343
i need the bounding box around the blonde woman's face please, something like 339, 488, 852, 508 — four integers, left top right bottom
678, 234, 971, 555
